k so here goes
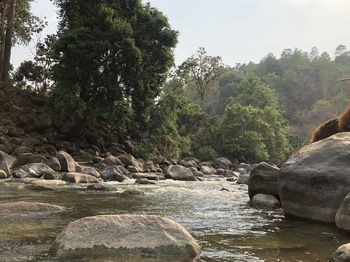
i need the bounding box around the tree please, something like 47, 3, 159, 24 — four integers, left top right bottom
0, 0, 44, 88
177, 47, 227, 108
218, 77, 290, 163
49, 0, 177, 133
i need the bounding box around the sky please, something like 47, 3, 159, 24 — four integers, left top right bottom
11, 0, 350, 67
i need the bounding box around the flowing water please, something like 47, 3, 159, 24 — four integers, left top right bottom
0, 176, 348, 262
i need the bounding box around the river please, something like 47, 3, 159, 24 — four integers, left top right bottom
0, 176, 348, 261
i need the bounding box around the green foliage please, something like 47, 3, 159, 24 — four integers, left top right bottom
48, 0, 177, 132
218, 77, 291, 163
196, 146, 218, 161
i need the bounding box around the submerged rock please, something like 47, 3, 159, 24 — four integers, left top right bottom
279, 133, 350, 223
0, 201, 65, 215
250, 194, 281, 209
52, 215, 201, 260
135, 178, 156, 185
165, 165, 196, 181
248, 162, 280, 200
87, 184, 115, 191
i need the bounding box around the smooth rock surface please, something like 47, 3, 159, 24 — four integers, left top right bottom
52, 215, 201, 260
331, 243, 350, 262
248, 162, 280, 200
279, 133, 350, 223
165, 165, 196, 181
100, 166, 129, 182
215, 157, 233, 170
12, 163, 55, 178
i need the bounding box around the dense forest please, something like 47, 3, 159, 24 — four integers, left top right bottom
2, 0, 350, 164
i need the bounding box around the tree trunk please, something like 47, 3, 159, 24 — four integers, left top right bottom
1, 0, 16, 87
0, 1, 9, 87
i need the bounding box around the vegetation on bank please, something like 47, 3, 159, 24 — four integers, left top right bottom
2, 0, 350, 163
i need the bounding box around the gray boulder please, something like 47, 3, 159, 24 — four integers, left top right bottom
52, 215, 201, 260
13, 153, 47, 169
336, 193, 350, 231
279, 133, 350, 223
118, 154, 147, 172
13, 146, 32, 155
45, 157, 61, 171
215, 157, 233, 170
101, 155, 123, 166
136, 178, 156, 185
200, 165, 216, 175
165, 165, 196, 181
250, 194, 281, 209
12, 163, 55, 178
62, 172, 99, 184
57, 151, 77, 172
80, 166, 101, 178
331, 243, 350, 262
100, 165, 129, 182
248, 162, 280, 200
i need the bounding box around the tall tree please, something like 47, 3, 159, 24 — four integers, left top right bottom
177, 47, 227, 108
49, 0, 177, 133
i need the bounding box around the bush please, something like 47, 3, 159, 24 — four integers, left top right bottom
196, 146, 218, 161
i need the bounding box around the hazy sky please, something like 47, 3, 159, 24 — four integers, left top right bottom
12, 0, 350, 67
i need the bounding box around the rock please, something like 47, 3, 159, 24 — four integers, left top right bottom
248, 162, 280, 200
118, 154, 147, 172
52, 215, 201, 260
0, 201, 65, 215
0, 170, 7, 179
12, 163, 55, 178
132, 173, 159, 180
238, 162, 251, 169
12, 153, 47, 169
57, 151, 77, 172
29, 179, 68, 188
180, 160, 198, 168
101, 155, 123, 166
80, 166, 101, 178
62, 172, 99, 184
127, 165, 139, 173
279, 133, 350, 223
145, 161, 157, 172
237, 174, 250, 185
45, 157, 61, 171
136, 178, 156, 185
13, 146, 32, 155
336, 193, 350, 231
200, 165, 216, 175
0, 150, 15, 175
331, 243, 350, 262
250, 194, 281, 209
217, 169, 239, 178
215, 157, 233, 170
226, 177, 237, 182
165, 165, 196, 181
86, 184, 115, 191
199, 161, 215, 167
100, 166, 129, 182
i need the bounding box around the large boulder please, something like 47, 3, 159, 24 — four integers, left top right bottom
45, 157, 61, 172
100, 165, 129, 182
165, 165, 196, 181
0, 201, 65, 215
80, 166, 101, 178
52, 215, 201, 260
0, 150, 15, 175
248, 162, 280, 200
12, 153, 47, 169
12, 163, 55, 178
336, 193, 350, 231
215, 157, 233, 170
118, 154, 147, 172
331, 243, 350, 262
101, 155, 123, 166
57, 151, 77, 172
62, 172, 99, 184
279, 133, 350, 223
